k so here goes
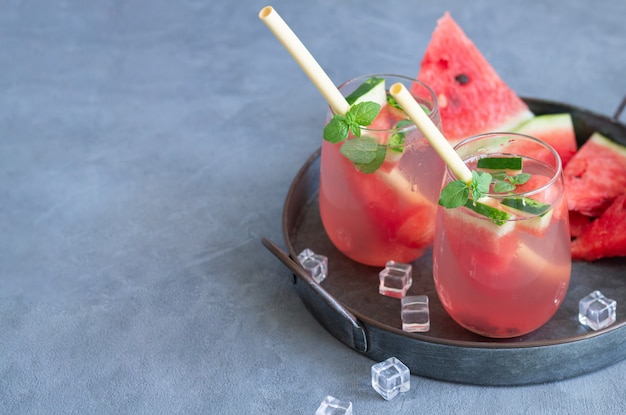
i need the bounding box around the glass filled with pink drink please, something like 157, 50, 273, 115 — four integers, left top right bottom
319, 74, 444, 266
433, 132, 572, 338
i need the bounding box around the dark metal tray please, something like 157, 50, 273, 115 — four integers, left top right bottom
263, 97, 626, 385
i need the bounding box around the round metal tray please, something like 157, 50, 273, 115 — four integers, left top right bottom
263, 97, 626, 385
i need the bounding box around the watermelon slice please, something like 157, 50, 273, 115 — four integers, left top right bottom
569, 210, 592, 239
564, 132, 626, 217
512, 113, 578, 167
415, 12, 533, 142
571, 194, 626, 261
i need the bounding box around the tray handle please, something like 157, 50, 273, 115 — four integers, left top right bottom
262, 237, 368, 352
612, 95, 626, 123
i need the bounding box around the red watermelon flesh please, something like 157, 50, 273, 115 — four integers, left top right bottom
564, 132, 626, 217
571, 194, 626, 261
569, 210, 592, 239
513, 113, 578, 167
415, 12, 533, 142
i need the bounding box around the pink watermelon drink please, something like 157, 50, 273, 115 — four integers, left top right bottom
319, 74, 445, 266
433, 133, 572, 338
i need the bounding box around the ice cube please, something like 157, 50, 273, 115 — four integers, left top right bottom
379, 261, 412, 298
297, 248, 328, 283
371, 356, 410, 400
401, 295, 430, 332
579, 290, 617, 331
315, 395, 352, 415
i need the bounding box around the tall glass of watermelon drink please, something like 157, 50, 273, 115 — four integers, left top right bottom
433, 133, 572, 338
319, 74, 444, 266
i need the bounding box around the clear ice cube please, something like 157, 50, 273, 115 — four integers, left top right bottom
297, 248, 328, 283
371, 356, 410, 400
579, 290, 617, 331
315, 395, 352, 415
379, 261, 412, 298
401, 295, 430, 332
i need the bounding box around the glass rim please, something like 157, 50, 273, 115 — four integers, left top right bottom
449, 132, 564, 200
331, 73, 440, 134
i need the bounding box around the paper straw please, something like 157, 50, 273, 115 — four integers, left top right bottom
390, 83, 473, 184
259, 6, 350, 116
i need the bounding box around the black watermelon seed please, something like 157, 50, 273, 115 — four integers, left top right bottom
455, 74, 470, 85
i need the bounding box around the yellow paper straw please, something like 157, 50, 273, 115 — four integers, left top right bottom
258, 6, 350, 116
390, 83, 473, 184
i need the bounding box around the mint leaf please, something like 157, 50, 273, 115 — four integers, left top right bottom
350, 101, 381, 126
509, 173, 531, 185
388, 119, 413, 153
493, 180, 516, 193
355, 144, 386, 174
439, 180, 469, 208
388, 133, 404, 152
348, 120, 362, 137
491, 172, 508, 181
395, 119, 413, 129
323, 116, 349, 143
387, 94, 402, 111
471, 170, 492, 201
340, 136, 379, 164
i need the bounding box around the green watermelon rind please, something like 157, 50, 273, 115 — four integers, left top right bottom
589, 131, 626, 157
513, 112, 574, 133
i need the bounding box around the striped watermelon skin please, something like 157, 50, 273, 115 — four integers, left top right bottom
416, 12, 533, 142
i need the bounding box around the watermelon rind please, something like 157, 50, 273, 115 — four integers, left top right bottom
465, 198, 511, 226
477, 157, 522, 171
588, 131, 626, 156
501, 196, 551, 217
513, 113, 577, 166
345, 76, 387, 107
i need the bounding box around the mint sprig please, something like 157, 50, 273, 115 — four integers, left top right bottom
323, 101, 381, 143
491, 171, 530, 193
471, 170, 492, 202
438, 171, 492, 209
322, 101, 384, 173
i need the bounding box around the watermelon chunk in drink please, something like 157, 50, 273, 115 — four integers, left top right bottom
437, 201, 519, 288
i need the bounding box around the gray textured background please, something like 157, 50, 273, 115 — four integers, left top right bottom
1, 0, 625, 413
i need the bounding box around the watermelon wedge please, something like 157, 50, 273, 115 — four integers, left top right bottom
569, 210, 592, 239
571, 194, 626, 261
415, 12, 533, 142
564, 132, 626, 217
512, 113, 578, 167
